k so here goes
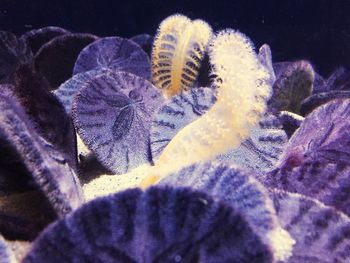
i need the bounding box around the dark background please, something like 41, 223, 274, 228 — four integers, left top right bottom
1, 0, 350, 76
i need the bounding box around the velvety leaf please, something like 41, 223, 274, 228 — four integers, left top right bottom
23, 186, 273, 263
218, 113, 287, 172
0, 90, 36, 195
325, 67, 350, 91
34, 33, 98, 90
274, 61, 326, 95
0, 31, 33, 84
151, 87, 287, 172
270, 189, 350, 263
12, 65, 78, 172
266, 98, 350, 216
54, 67, 112, 113
0, 87, 84, 217
73, 37, 151, 80
300, 90, 350, 116
268, 60, 314, 114
129, 34, 154, 56
159, 161, 294, 261
20, 26, 70, 55
72, 71, 164, 174
150, 86, 216, 160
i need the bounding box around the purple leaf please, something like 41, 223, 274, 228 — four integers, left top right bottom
266, 98, 350, 216
12, 65, 78, 172
129, 34, 154, 57
325, 67, 350, 91
23, 186, 273, 263
54, 67, 112, 114
301, 90, 350, 116
151, 88, 287, 172
20, 26, 70, 55
150, 87, 216, 160
0, 31, 33, 84
274, 61, 326, 95
72, 71, 164, 174
0, 87, 84, 217
159, 161, 294, 260
34, 33, 98, 90
268, 60, 314, 115
270, 189, 350, 262
73, 37, 151, 80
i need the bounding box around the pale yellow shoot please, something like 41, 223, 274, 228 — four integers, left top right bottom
141, 29, 272, 187
152, 14, 212, 98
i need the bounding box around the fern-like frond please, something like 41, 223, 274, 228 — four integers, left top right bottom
151, 14, 212, 98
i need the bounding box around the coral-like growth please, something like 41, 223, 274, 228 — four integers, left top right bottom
142, 30, 272, 186
151, 14, 212, 98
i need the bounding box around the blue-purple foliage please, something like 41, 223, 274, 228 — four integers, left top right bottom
24, 186, 273, 263
72, 71, 164, 174
267, 98, 350, 216
20, 26, 70, 55
73, 37, 151, 80
0, 87, 83, 217
270, 189, 350, 262
34, 33, 98, 90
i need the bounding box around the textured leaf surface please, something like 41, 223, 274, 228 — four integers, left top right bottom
274, 61, 325, 95
34, 33, 98, 90
20, 26, 70, 55
0, 31, 33, 84
270, 189, 350, 263
150, 86, 216, 160
266, 98, 350, 216
0, 87, 83, 217
73, 37, 151, 80
151, 86, 286, 172
54, 67, 112, 113
12, 65, 78, 172
268, 60, 314, 114
72, 71, 164, 174
152, 14, 212, 97
325, 67, 350, 92
143, 30, 272, 186
23, 187, 273, 263
218, 113, 287, 173
300, 90, 350, 116
159, 161, 294, 261
0, 90, 36, 196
